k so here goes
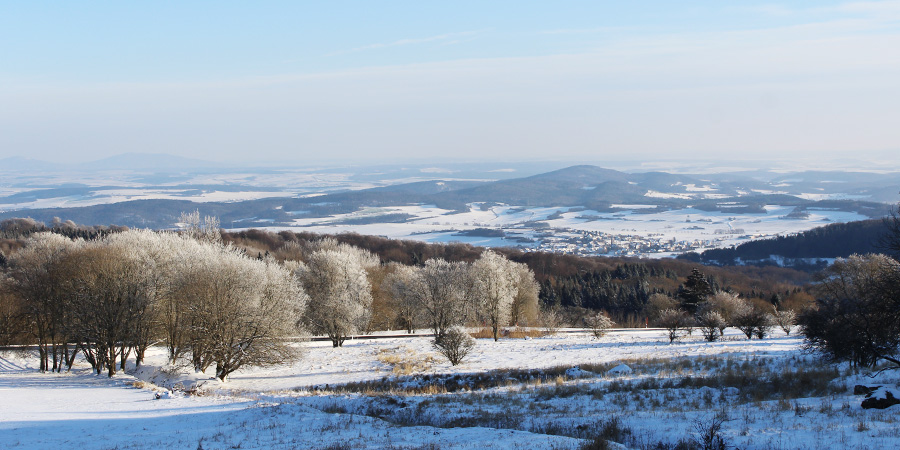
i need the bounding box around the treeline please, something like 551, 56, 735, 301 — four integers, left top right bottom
684, 219, 891, 268
0, 216, 542, 378
1, 218, 814, 327
222, 228, 812, 325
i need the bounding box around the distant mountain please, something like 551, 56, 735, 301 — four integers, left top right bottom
0, 164, 893, 230
0, 153, 229, 173
78, 153, 226, 172
430, 165, 697, 210
0, 156, 65, 172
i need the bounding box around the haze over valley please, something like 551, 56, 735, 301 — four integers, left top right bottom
2, 153, 897, 259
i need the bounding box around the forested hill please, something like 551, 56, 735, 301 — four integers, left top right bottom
683, 219, 891, 269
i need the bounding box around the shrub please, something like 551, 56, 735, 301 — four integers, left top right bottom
586, 312, 614, 338
799, 254, 900, 368
693, 414, 728, 450
657, 309, 687, 343
733, 306, 773, 340
697, 311, 726, 342
433, 327, 475, 366
773, 309, 796, 335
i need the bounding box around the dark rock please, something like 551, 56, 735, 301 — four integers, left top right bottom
854, 385, 878, 395
861, 387, 900, 409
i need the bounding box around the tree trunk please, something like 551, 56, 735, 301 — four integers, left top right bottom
107, 345, 117, 377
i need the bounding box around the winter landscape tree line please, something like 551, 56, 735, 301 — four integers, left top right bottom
0, 215, 543, 377
2, 207, 900, 376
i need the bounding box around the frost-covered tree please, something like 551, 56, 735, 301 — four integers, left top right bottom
382, 263, 425, 334
773, 308, 796, 336
509, 263, 540, 327
207, 259, 306, 380
6, 233, 81, 372
417, 258, 469, 338
178, 210, 221, 243
586, 312, 614, 338
540, 304, 563, 335
472, 251, 518, 341
697, 311, 726, 342
299, 245, 375, 347
733, 303, 773, 340
699, 291, 745, 336
169, 239, 306, 379
657, 308, 687, 343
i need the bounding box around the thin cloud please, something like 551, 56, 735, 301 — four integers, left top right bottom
540, 26, 644, 35
328, 31, 480, 56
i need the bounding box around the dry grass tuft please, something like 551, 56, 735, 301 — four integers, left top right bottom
375, 347, 437, 376
469, 327, 547, 339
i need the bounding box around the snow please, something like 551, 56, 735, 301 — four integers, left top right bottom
607, 364, 632, 375
272, 203, 870, 257
4, 328, 900, 449
0, 348, 580, 449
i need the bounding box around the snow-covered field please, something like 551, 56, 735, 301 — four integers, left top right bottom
3, 328, 898, 449
276, 203, 869, 255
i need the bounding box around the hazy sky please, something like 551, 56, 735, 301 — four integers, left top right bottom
1, 1, 899, 166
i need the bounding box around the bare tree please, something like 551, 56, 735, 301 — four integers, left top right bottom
733, 303, 774, 340
0, 275, 24, 346
64, 245, 152, 377
880, 202, 900, 257
433, 327, 475, 366
800, 254, 900, 368
657, 308, 687, 343
644, 293, 679, 325
697, 311, 726, 342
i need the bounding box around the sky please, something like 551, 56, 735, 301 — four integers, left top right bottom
1, 1, 899, 167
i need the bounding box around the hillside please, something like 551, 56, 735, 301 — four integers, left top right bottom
684, 218, 895, 270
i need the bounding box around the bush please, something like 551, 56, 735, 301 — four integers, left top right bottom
586, 312, 614, 338
799, 254, 900, 368
697, 311, 726, 342
657, 309, 687, 343
733, 306, 773, 340
773, 309, 796, 335
693, 415, 728, 450
433, 327, 475, 366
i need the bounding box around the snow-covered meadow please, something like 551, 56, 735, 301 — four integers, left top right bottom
278, 203, 869, 256
3, 328, 898, 449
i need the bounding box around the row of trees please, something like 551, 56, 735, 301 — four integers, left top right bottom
648, 290, 793, 343
2, 230, 304, 380
383, 251, 539, 341
0, 225, 540, 376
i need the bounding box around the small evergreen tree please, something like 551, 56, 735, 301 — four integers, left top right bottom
678, 268, 713, 314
